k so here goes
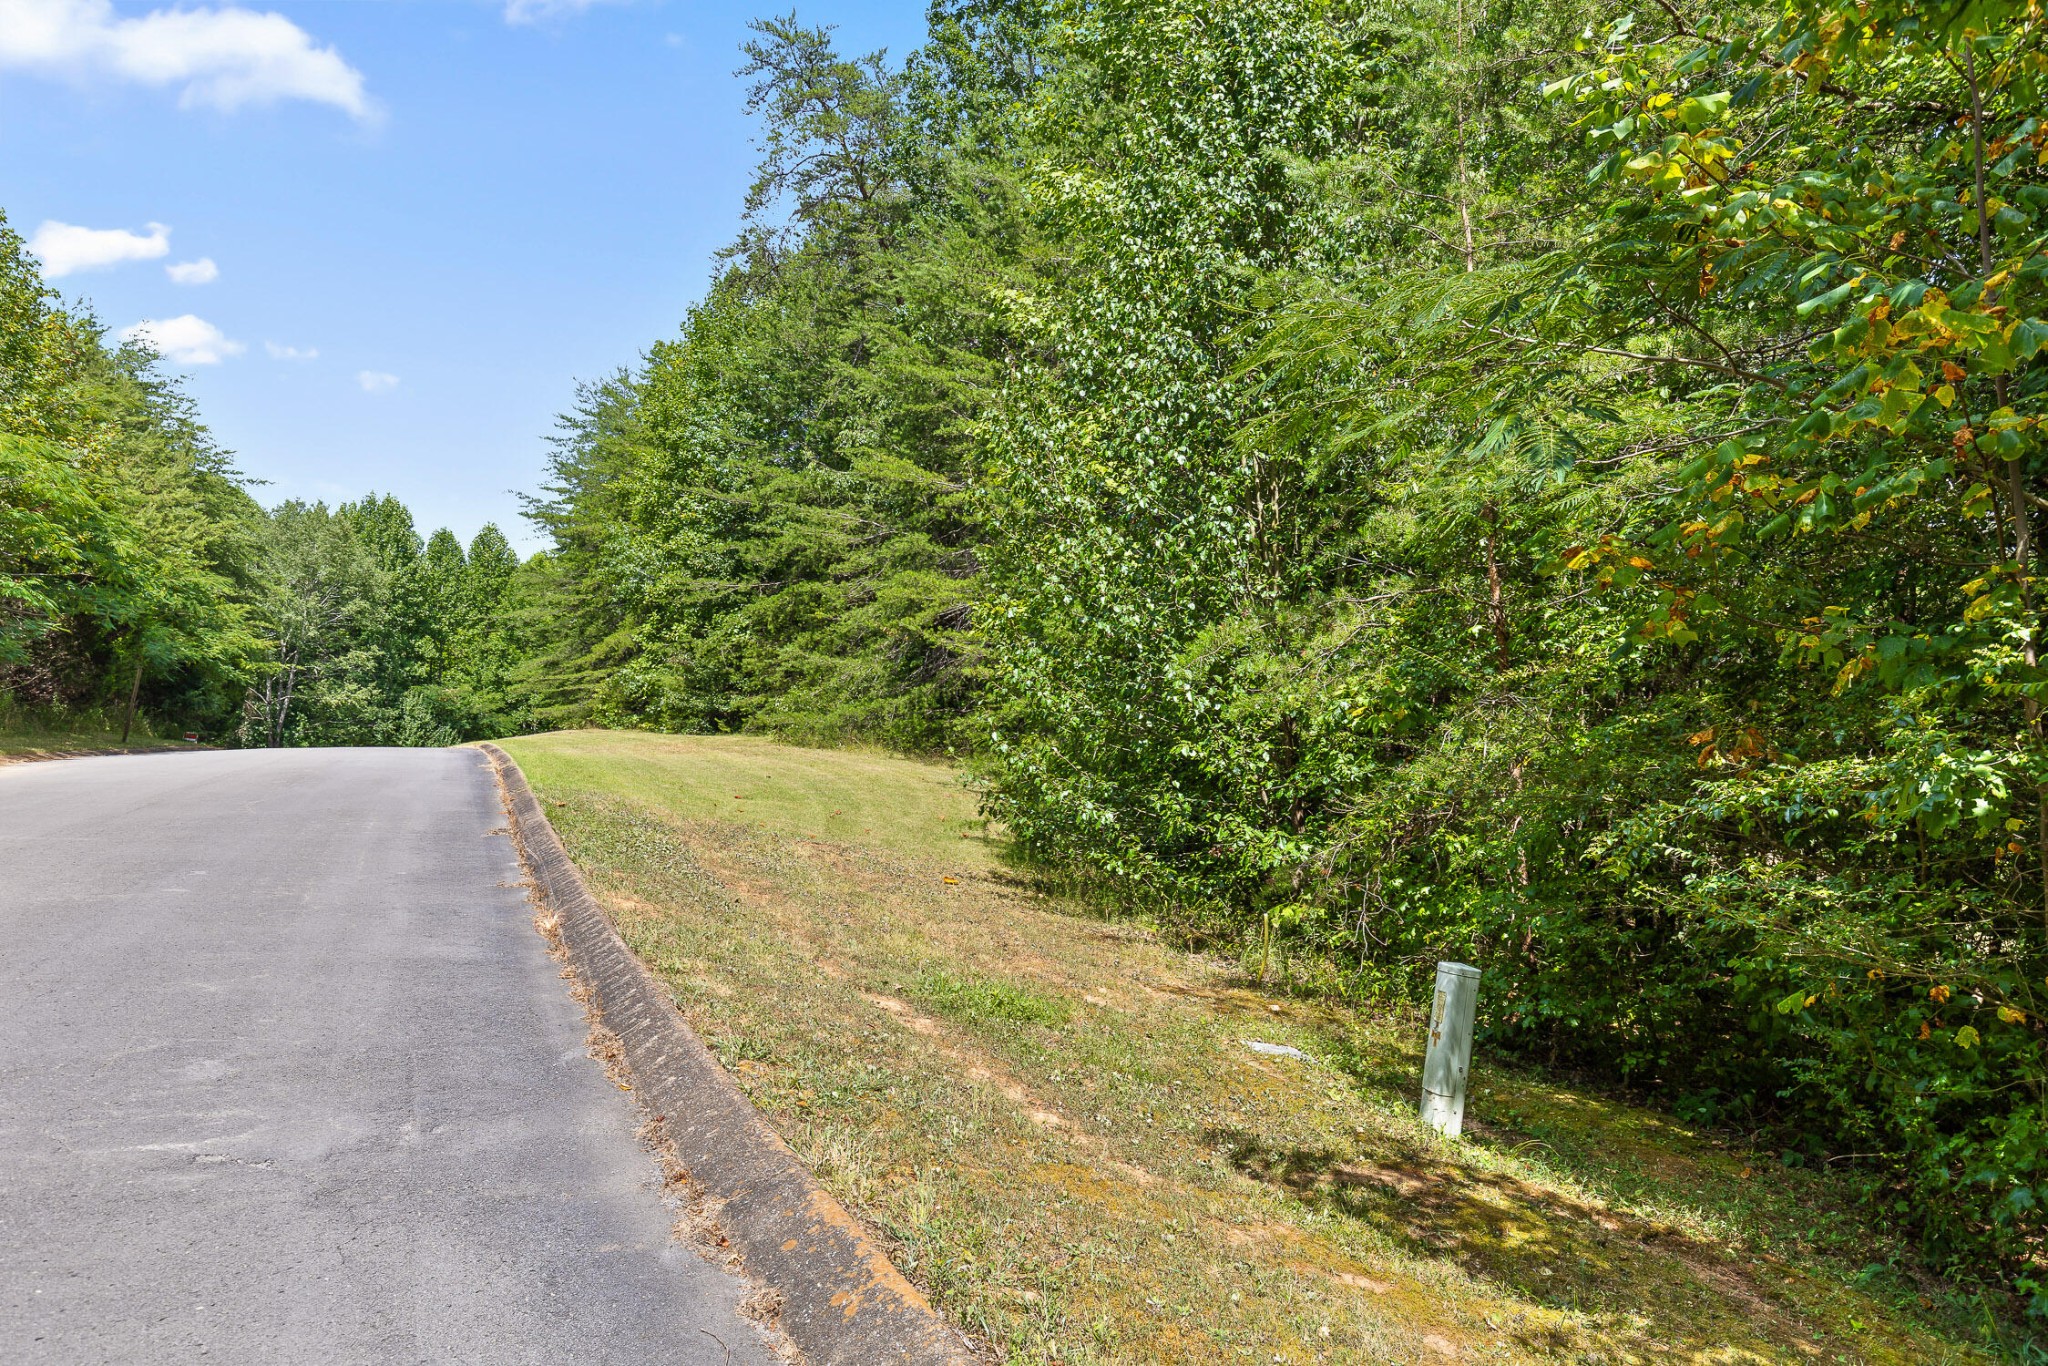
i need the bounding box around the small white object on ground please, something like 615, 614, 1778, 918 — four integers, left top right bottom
1243, 1040, 1308, 1060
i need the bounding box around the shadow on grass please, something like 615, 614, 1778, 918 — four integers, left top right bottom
1209, 1125, 1832, 1359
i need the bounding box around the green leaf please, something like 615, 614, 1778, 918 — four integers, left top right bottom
1798, 281, 1856, 316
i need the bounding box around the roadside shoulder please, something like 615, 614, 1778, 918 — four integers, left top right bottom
480, 742, 977, 1366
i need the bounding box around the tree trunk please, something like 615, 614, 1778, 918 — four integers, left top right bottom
120, 657, 144, 745
1484, 501, 1509, 670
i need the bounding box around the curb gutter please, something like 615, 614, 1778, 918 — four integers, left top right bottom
480, 744, 975, 1366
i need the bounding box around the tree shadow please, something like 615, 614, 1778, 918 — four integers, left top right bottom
1208, 1126, 1843, 1360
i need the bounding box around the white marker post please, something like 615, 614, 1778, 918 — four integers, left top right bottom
1420, 960, 1481, 1138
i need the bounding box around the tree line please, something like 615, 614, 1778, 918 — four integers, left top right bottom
0, 218, 529, 747
5, 0, 2045, 1312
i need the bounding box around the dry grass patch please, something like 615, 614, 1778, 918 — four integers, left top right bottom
497, 730, 2000, 1365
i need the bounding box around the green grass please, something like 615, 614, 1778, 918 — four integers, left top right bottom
0, 700, 192, 761
495, 727, 994, 861
913, 967, 1074, 1028
497, 728, 2010, 1365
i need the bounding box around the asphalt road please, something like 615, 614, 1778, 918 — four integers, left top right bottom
0, 747, 774, 1365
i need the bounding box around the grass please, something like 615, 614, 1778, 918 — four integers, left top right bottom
0, 700, 195, 763
497, 728, 2013, 1365
915, 967, 1075, 1028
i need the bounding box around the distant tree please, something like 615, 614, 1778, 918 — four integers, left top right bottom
244, 502, 383, 747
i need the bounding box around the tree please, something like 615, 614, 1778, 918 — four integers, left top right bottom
244, 502, 383, 748
736, 12, 906, 254
2, 212, 265, 734
521, 12, 1039, 752
977, 0, 1384, 917
1238, 0, 2048, 1290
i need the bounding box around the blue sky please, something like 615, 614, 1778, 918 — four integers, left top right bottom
2, 0, 928, 551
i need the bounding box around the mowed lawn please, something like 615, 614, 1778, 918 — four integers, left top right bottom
496, 729, 1997, 1366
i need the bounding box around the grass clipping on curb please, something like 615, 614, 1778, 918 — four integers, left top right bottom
497, 729, 1995, 1366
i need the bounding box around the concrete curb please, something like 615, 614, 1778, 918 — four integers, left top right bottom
480, 744, 976, 1366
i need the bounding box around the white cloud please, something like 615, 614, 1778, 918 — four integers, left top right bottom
0, 0, 371, 118
28, 219, 169, 276
166, 256, 218, 284
265, 340, 316, 360
119, 313, 244, 365
357, 370, 398, 393
503, 0, 615, 24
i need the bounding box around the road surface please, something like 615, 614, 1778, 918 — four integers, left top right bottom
0, 748, 774, 1365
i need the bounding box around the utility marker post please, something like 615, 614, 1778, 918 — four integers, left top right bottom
1420, 961, 1481, 1138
